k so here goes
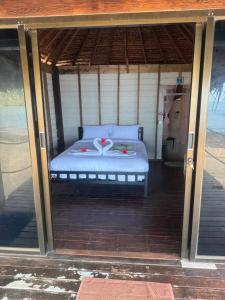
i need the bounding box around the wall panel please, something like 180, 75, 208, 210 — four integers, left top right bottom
60, 74, 80, 147
81, 73, 99, 125
139, 72, 158, 158
119, 72, 138, 125
182, 72, 192, 85
100, 73, 118, 124
160, 72, 179, 85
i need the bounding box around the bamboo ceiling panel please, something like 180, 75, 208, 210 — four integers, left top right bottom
39, 24, 194, 67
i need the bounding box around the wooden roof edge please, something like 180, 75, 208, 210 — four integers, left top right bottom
0, 1, 225, 19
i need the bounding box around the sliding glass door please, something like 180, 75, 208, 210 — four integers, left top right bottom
0, 28, 45, 252
190, 18, 225, 259
197, 20, 225, 257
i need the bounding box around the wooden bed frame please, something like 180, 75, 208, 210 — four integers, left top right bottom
50, 127, 149, 197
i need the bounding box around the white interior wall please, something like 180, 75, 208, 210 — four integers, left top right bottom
160, 72, 179, 85
100, 73, 118, 124
139, 72, 158, 158
182, 72, 192, 85
81, 73, 99, 125
46, 66, 192, 159
119, 72, 138, 125
59, 74, 80, 147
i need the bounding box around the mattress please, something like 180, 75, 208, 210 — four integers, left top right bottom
50, 139, 149, 173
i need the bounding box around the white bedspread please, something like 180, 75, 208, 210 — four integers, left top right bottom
50, 139, 149, 173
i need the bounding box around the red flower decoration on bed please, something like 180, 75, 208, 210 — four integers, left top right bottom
100, 138, 107, 145
121, 149, 128, 154
80, 148, 88, 152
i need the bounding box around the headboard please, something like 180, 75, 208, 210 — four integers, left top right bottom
78, 126, 144, 141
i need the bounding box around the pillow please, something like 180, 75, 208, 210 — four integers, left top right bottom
110, 125, 140, 140
82, 125, 111, 139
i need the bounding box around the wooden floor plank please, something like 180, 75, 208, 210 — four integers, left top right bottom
52, 162, 184, 259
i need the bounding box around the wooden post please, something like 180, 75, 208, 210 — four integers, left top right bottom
155, 64, 161, 159
42, 70, 54, 158
77, 66, 83, 126
137, 65, 140, 124
52, 66, 65, 153
117, 65, 120, 125
98, 66, 101, 125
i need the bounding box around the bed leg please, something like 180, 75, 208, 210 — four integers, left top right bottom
144, 173, 149, 198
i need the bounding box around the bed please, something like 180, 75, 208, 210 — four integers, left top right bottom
50, 125, 149, 197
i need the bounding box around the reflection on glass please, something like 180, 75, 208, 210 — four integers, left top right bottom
198, 21, 225, 256
0, 30, 38, 248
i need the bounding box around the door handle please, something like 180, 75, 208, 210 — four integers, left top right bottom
188, 132, 195, 150
187, 157, 194, 170
39, 132, 46, 149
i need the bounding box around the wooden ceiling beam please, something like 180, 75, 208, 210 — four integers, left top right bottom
176, 24, 192, 44
42, 30, 64, 63
138, 27, 147, 64
181, 24, 195, 43
45, 30, 72, 64
73, 29, 90, 65
124, 28, 129, 71
107, 28, 115, 65
163, 26, 186, 63
46, 30, 63, 50
40, 30, 57, 61
39, 29, 53, 46
151, 27, 165, 63
90, 29, 102, 66
54, 29, 80, 65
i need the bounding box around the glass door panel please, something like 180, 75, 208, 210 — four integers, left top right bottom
197, 21, 225, 256
0, 29, 38, 248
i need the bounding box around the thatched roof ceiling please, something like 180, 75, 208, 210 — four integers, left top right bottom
39, 24, 194, 67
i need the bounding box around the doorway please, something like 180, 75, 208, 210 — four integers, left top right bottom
34, 22, 200, 259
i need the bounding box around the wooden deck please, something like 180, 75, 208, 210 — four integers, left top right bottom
0, 179, 38, 248
52, 162, 184, 259
0, 255, 225, 299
